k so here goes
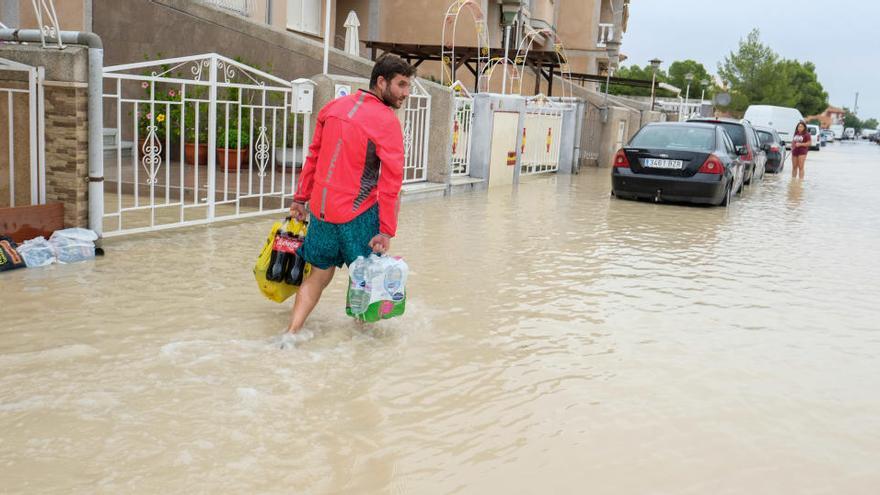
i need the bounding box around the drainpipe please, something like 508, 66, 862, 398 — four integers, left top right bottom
0, 29, 104, 241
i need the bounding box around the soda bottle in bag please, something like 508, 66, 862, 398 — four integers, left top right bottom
284, 223, 307, 286
348, 256, 371, 315
266, 225, 289, 282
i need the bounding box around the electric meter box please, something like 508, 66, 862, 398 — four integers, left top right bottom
291, 78, 316, 114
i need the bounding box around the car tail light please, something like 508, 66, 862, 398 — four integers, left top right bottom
613, 149, 630, 168
698, 154, 724, 174
745, 147, 753, 161
770, 145, 779, 152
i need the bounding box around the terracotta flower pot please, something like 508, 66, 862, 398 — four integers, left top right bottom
216, 147, 250, 172
184, 142, 209, 165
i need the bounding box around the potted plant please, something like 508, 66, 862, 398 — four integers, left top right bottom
216, 124, 251, 172
182, 91, 209, 166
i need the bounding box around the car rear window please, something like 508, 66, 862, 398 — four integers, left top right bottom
629, 126, 716, 152
757, 130, 774, 144
716, 123, 746, 146
809, 127, 818, 135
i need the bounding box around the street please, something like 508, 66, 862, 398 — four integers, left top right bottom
2, 140, 880, 493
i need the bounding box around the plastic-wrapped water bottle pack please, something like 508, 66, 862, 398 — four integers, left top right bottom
346, 254, 408, 322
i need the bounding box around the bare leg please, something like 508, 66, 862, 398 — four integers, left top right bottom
791, 154, 799, 178
799, 155, 806, 179
287, 266, 336, 333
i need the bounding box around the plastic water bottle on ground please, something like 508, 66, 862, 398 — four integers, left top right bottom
17, 236, 56, 267
348, 256, 371, 315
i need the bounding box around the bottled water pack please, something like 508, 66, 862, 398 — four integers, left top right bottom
346, 254, 408, 322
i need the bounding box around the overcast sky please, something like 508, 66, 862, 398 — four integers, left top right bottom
622, 0, 879, 121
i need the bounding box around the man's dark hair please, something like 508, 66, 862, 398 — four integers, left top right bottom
369, 53, 416, 88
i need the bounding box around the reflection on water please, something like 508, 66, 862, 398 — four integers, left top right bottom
2, 142, 880, 493
787, 179, 804, 207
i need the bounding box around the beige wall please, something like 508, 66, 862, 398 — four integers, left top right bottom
557, 0, 603, 74
16, 0, 87, 31
528, 0, 556, 28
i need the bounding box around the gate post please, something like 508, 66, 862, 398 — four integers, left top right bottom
206, 55, 218, 220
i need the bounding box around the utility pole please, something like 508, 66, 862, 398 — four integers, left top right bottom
854, 92, 860, 116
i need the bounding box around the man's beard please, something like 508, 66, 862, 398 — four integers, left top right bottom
382, 86, 403, 109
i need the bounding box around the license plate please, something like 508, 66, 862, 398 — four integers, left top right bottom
643, 158, 684, 169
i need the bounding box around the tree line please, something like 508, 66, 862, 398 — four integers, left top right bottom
608, 29, 853, 121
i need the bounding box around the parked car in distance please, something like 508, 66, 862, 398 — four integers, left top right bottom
821, 129, 835, 143
611, 122, 745, 207
807, 124, 821, 150
819, 129, 828, 147
744, 105, 805, 148
844, 127, 856, 140
755, 125, 787, 173
689, 117, 767, 185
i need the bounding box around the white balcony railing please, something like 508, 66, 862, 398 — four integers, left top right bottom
204, 0, 253, 16
597, 23, 614, 48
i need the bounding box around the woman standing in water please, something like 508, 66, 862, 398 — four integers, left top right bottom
790, 121, 811, 179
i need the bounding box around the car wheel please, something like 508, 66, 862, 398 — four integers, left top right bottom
720, 182, 732, 206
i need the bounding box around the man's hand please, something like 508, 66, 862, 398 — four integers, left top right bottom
369, 234, 391, 254
290, 201, 307, 221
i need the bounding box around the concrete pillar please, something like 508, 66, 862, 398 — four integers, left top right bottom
0, 44, 91, 227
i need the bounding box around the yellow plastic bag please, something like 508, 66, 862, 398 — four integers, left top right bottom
254, 217, 310, 303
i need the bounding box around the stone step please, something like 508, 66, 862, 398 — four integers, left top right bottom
102, 128, 118, 147
104, 140, 134, 159
448, 176, 484, 195
401, 181, 447, 202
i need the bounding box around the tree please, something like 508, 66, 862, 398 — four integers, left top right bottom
718, 29, 830, 115
775, 60, 828, 116
843, 107, 861, 130
667, 60, 715, 100
607, 64, 675, 98
718, 29, 779, 112
863, 118, 879, 130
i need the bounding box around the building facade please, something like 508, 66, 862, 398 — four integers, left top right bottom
4, 0, 630, 96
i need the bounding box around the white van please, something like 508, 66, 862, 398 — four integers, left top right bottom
743, 105, 805, 148
830, 124, 845, 139
806, 124, 821, 150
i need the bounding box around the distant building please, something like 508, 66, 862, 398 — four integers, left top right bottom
806, 106, 847, 129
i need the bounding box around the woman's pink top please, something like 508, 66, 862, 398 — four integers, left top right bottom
792, 130, 811, 156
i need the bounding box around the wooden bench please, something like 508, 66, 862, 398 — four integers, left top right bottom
0, 203, 65, 243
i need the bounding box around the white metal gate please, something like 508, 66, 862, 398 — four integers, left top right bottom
449, 80, 473, 176
521, 97, 565, 175
0, 57, 46, 207
402, 78, 431, 183
102, 53, 313, 236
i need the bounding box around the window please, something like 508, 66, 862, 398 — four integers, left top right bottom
629, 125, 715, 152
723, 132, 736, 154
287, 0, 321, 36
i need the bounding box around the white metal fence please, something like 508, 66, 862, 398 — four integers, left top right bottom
597, 23, 614, 48
0, 57, 46, 207
521, 99, 565, 175
102, 53, 312, 236
451, 95, 474, 176
402, 78, 431, 183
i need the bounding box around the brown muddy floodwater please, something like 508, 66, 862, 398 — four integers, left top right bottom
2, 141, 880, 494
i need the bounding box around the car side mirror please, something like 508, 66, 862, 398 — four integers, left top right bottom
761, 143, 771, 152
736, 146, 749, 156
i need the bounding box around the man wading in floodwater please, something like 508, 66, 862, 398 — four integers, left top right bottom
283, 54, 414, 342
